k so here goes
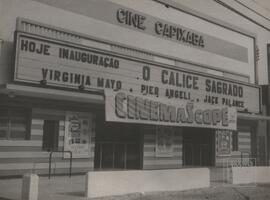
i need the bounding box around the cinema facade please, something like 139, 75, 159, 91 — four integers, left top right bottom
0, 0, 268, 176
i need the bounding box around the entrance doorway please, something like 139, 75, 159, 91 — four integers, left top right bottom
94, 122, 142, 170
42, 120, 59, 151
183, 128, 215, 166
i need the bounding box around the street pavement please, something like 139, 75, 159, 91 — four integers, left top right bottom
1, 175, 270, 200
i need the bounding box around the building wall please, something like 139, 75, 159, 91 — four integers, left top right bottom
238, 127, 252, 153
142, 127, 182, 170
0, 0, 268, 175
109, 0, 255, 82
256, 121, 268, 165
0, 107, 95, 176
168, 0, 270, 84
0, 0, 257, 84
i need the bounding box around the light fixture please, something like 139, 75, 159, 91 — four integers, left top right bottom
40, 79, 47, 85
79, 84, 85, 91
8, 92, 15, 98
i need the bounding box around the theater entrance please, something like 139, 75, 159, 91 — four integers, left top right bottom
183, 128, 215, 166
94, 122, 142, 170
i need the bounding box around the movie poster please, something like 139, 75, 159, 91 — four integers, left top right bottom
216, 130, 231, 155
64, 112, 95, 158
156, 126, 174, 157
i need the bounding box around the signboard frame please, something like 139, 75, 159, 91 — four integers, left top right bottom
216, 129, 231, 156
14, 31, 261, 114
64, 111, 94, 158
105, 90, 238, 130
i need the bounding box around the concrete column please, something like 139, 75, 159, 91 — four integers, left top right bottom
85, 172, 90, 198
22, 173, 39, 200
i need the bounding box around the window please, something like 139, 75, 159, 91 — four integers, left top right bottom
0, 107, 30, 140
232, 131, 239, 151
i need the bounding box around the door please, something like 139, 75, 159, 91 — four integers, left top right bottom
114, 144, 125, 168
183, 128, 214, 166
42, 120, 59, 151
94, 122, 142, 170
183, 143, 193, 166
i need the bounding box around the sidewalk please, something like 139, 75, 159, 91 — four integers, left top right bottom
1, 175, 270, 200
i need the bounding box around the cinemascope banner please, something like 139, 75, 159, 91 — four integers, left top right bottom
105, 91, 237, 130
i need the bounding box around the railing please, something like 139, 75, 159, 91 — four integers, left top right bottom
227, 158, 256, 168
48, 151, 72, 179
225, 151, 256, 168
240, 151, 251, 166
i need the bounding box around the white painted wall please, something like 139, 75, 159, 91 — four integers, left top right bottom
110, 0, 255, 83
228, 166, 270, 184
0, 0, 257, 84
85, 169, 210, 198
169, 0, 270, 84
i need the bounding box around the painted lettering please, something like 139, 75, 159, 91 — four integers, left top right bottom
21, 39, 50, 55
114, 92, 233, 128
116, 8, 146, 30
154, 22, 204, 48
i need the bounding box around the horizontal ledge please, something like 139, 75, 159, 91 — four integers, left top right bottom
0, 83, 104, 104
237, 113, 270, 121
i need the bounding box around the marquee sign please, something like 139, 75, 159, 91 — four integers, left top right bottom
105, 91, 237, 130
14, 33, 260, 113
26, 0, 249, 63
